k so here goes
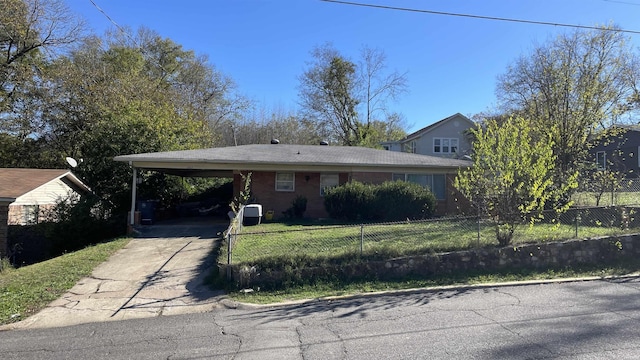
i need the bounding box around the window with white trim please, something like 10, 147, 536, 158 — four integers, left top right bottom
320, 173, 339, 196
392, 173, 447, 200
596, 151, 606, 171
275, 172, 295, 191
434, 138, 459, 154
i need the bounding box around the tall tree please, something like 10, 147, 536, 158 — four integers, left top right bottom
0, 0, 83, 138
298, 44, 408, 146
496, 26, 640, 202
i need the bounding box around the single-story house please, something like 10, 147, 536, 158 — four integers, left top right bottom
0, 168, 91, 226
114, 144, 471, 222
380, 113, 476, 158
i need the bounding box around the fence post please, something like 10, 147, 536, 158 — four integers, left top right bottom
477, 215, 481, 248
575, 209, 580, 239
360, 224, 364, 256
226, 232, 233, 281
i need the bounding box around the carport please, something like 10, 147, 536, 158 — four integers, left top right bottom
114, 152, 236, 227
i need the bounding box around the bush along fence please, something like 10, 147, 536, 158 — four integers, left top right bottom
220, 205, 640, 289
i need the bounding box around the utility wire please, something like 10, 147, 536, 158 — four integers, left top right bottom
88, 0, 133, 42
321, 0, 640, 35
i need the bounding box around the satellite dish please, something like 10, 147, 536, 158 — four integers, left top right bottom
66, 157, 78, 168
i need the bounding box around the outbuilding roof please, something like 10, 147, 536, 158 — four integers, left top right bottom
0, 168, 89, 199
114, 144, 471, 176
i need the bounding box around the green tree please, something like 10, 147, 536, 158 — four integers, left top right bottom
0, 0, 83, 139
454, 117, 574, 246
33, 33, 229, 211
496, 26, 640, 204
298, 44, 407, 146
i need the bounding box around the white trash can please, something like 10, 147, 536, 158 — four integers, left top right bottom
243, 204, 263, 226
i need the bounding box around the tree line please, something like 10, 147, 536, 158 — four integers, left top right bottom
0, 0, 408, 215
2, 0, 640, 237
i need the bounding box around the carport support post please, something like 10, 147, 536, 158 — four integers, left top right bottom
130, 166, 138, 227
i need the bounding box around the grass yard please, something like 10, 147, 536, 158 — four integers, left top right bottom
229, 260, 640, 304
227, 218, 640, 266
0, 237, 130, 326
572, 191, 640, 207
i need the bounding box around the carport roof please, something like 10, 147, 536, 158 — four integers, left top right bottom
114, 144, 471, 176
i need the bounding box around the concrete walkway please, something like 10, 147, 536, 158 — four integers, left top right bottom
2, 220, 228, 330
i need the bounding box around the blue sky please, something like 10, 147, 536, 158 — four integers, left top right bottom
64, 0, 640, 132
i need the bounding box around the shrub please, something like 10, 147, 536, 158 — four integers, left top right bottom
8, 195, 126, 266
371, 181, 436, 221
283, 196, 308, 219
324, 181, 436, 221
324, 182, 375, 221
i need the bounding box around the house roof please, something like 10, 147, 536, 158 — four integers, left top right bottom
403, 113, 475, 142
114, 144, 471, 176
0, 168, 89, 199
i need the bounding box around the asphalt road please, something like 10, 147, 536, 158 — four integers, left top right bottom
2, 277, 640, 359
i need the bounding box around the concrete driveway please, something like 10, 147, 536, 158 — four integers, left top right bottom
4, 219, 228, 330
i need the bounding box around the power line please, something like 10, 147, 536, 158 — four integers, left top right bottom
321, 0, 640, 35
88, 0, 132, 41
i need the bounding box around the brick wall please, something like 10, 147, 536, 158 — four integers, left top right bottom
0, 202, 9, 258
235, 170, 465, 220
240, 171, 336, 219
350, 172, 392, 184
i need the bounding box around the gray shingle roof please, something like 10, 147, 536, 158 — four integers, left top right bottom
114, 144, 471, 171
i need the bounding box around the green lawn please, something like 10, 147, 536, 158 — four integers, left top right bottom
572, 191, 640, 207
227, 218, 638, 266
0, 237, 130, 325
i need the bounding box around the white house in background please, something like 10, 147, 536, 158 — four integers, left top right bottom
0, 168, 90, 225
381, 113, 476, 158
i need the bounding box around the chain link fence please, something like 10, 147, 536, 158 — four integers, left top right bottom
224, 205, 640, 266
573, 179, 640, 206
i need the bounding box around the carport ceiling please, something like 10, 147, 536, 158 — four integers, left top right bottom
143, 168, 233, 178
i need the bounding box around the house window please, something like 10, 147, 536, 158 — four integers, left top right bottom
596, 151, 606, 171
392, 173, 447, 200
404, 141, 417, 153
434, 138, 459, 154
320, 173, 339, 196
382, 145, 390, 151
275, 172, 295, 192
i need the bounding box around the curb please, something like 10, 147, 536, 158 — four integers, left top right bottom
222, 273, 640, 310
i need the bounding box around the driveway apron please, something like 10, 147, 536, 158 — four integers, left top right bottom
4, 221, 227, 330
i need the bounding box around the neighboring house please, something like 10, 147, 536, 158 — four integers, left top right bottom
381, 113, 476, 158
114, 144, 472, 221
589, 126, 640, 178
0, 168, 91, 225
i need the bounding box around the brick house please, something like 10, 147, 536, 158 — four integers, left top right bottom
115, 144, 471, 222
